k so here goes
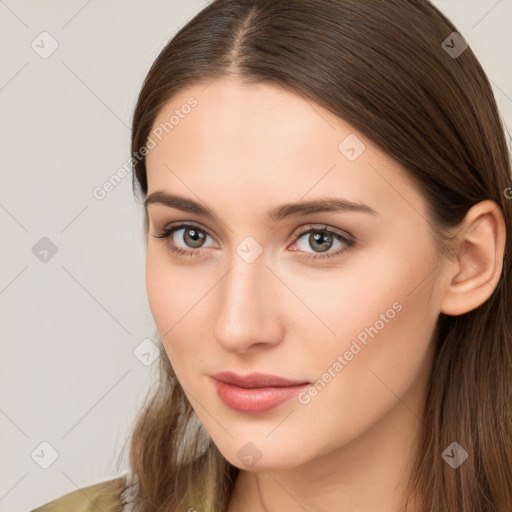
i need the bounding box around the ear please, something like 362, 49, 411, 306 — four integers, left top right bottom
440, 200, 506, 316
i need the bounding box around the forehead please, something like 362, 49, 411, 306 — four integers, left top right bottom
145, 79, 427, 223
148, 79, 343, 168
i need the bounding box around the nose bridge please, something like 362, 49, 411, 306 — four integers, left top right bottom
212, 250, 280, 352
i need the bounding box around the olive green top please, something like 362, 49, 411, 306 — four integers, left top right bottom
31, 477, 126, 512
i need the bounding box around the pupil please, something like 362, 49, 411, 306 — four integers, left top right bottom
311, 232, 332, 253
186, 228, 205, 247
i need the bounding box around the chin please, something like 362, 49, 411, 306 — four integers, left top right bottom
216, 439, 311, 471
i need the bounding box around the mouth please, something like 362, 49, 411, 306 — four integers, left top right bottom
210, 371, 310, 414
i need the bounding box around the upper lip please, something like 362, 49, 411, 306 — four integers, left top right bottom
211, 371, 309, 389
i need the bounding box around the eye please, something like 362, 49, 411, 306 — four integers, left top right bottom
289, 224, 355, 262
151, 222, 355, 262
152, 223, 215, 257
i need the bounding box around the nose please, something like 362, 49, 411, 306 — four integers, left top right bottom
212, 256, 283, 354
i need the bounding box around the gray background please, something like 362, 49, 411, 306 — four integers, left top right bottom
0, 1, 510, 511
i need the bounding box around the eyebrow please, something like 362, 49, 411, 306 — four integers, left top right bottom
144, 191, 378, 223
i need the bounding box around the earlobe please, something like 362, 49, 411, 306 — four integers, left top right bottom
440, 200, 506, 316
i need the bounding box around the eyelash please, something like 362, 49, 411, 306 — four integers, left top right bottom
152, 223, 355, 262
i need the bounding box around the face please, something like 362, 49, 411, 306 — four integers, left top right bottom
144, 78, 444, 471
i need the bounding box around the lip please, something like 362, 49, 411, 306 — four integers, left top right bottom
210, 372, 310, 414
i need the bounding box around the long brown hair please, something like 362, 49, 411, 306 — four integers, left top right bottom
104, 1, 512, 510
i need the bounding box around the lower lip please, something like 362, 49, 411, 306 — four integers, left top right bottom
211, 378, 309, 414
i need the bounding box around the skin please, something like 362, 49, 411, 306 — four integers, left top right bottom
144, 79, 506, 511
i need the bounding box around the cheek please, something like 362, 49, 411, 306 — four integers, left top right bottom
145, 249, 172, 331
145, 246, 212, 365
285, 243, 436, 360
295, 242, 439, 437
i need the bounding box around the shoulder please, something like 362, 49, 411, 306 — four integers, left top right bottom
31, 476, 127, 512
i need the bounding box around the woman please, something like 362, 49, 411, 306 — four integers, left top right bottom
33, 0, 512, 510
